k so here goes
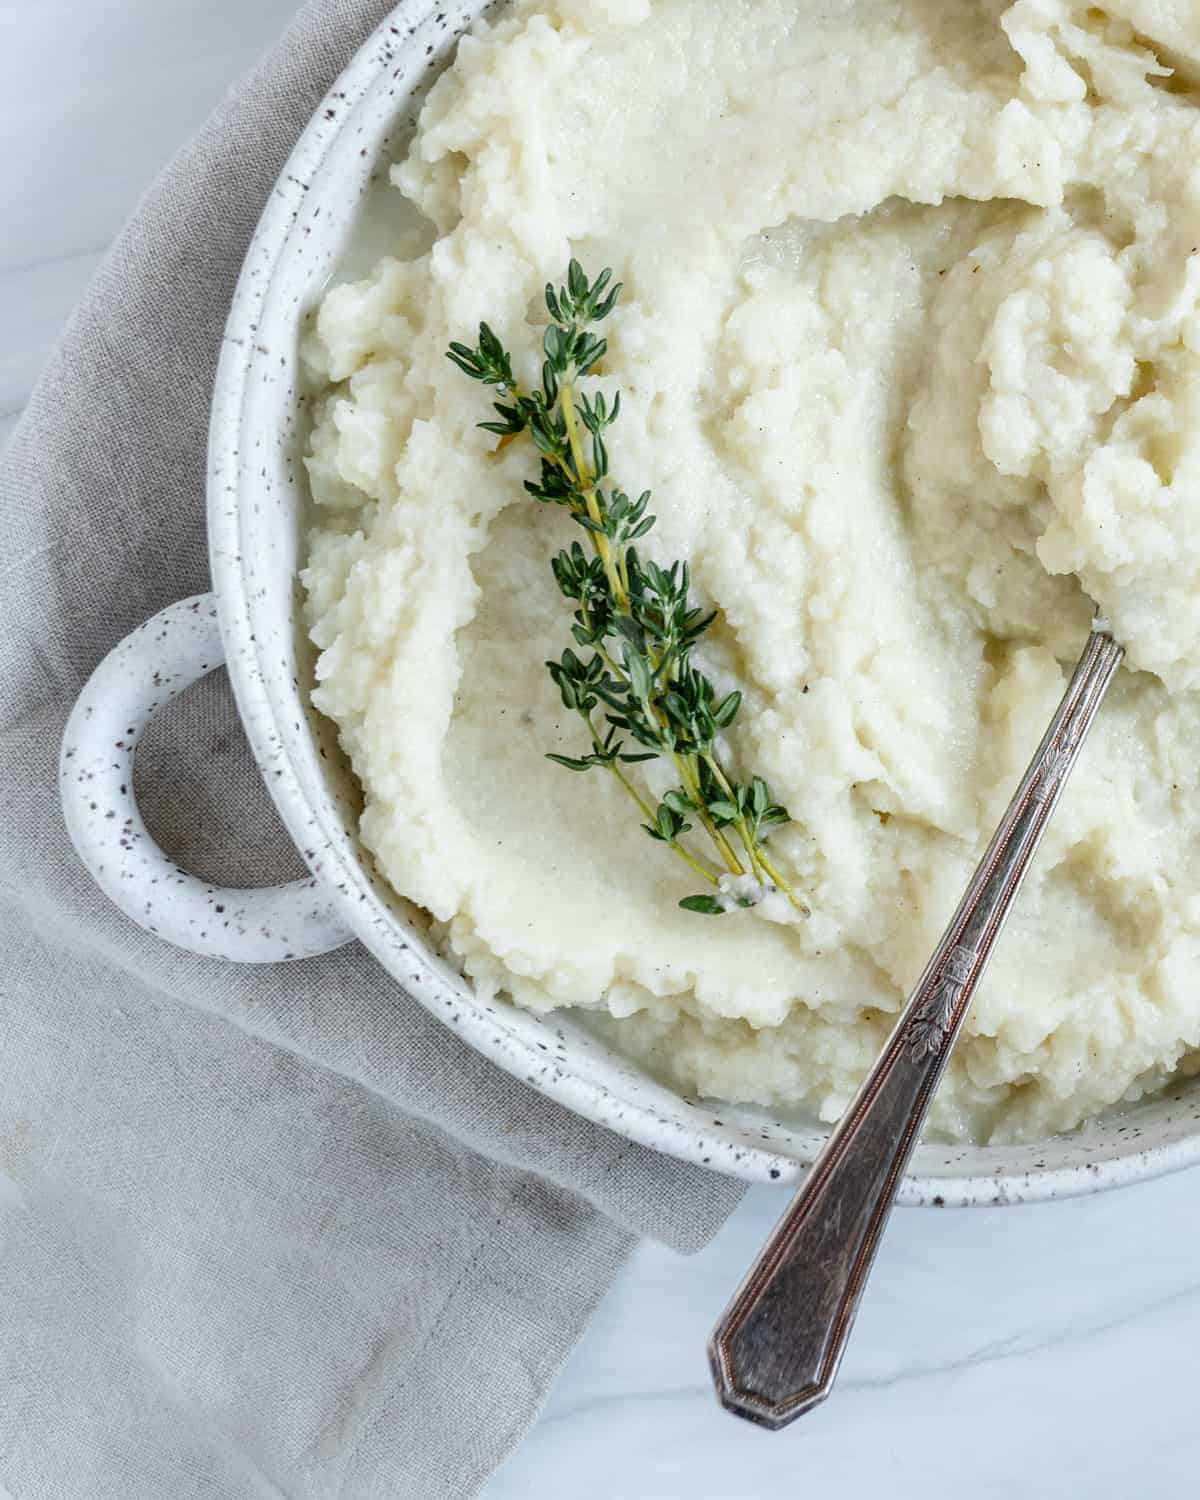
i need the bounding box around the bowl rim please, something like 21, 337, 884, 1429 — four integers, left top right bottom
206, 0, 1200, 1206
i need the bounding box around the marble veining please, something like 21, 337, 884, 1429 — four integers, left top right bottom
10, 5, 1200, 1497
486, 1172, 1200, 1497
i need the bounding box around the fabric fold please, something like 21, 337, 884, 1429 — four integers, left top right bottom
0, 2, 743, 1495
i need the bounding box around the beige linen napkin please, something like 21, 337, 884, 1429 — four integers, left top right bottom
0, 3, 743, 1494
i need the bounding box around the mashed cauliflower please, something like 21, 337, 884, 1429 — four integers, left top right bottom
302, 0, 1200, 1143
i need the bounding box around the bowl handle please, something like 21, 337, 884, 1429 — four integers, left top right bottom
59, 592, 354, 963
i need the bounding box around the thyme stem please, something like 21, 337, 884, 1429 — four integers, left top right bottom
586, 717, 720, 886
559, 377, 628, 610
703, 752, 764, 880
446, 260, 806, 918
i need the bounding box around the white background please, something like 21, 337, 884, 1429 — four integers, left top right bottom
6, 5, 1200, 1497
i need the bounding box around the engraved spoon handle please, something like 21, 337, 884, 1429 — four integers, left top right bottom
709, 626, 1125, 1430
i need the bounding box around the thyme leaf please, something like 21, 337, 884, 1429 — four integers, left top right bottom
447, 261, 808, 918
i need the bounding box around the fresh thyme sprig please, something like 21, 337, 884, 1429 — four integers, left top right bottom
447, 260, 807, 917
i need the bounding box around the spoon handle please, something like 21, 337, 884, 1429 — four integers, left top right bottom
709, 627, 1124, 1430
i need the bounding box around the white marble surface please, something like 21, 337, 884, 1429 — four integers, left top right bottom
7, 5, 1200, 1497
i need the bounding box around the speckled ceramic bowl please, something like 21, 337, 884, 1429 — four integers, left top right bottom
59, 0, 1200, 1205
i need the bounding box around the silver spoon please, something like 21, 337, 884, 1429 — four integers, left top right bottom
709, 621, 1124, 1429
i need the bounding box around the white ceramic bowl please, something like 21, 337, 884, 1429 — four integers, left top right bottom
59, 0, 1200, 1205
